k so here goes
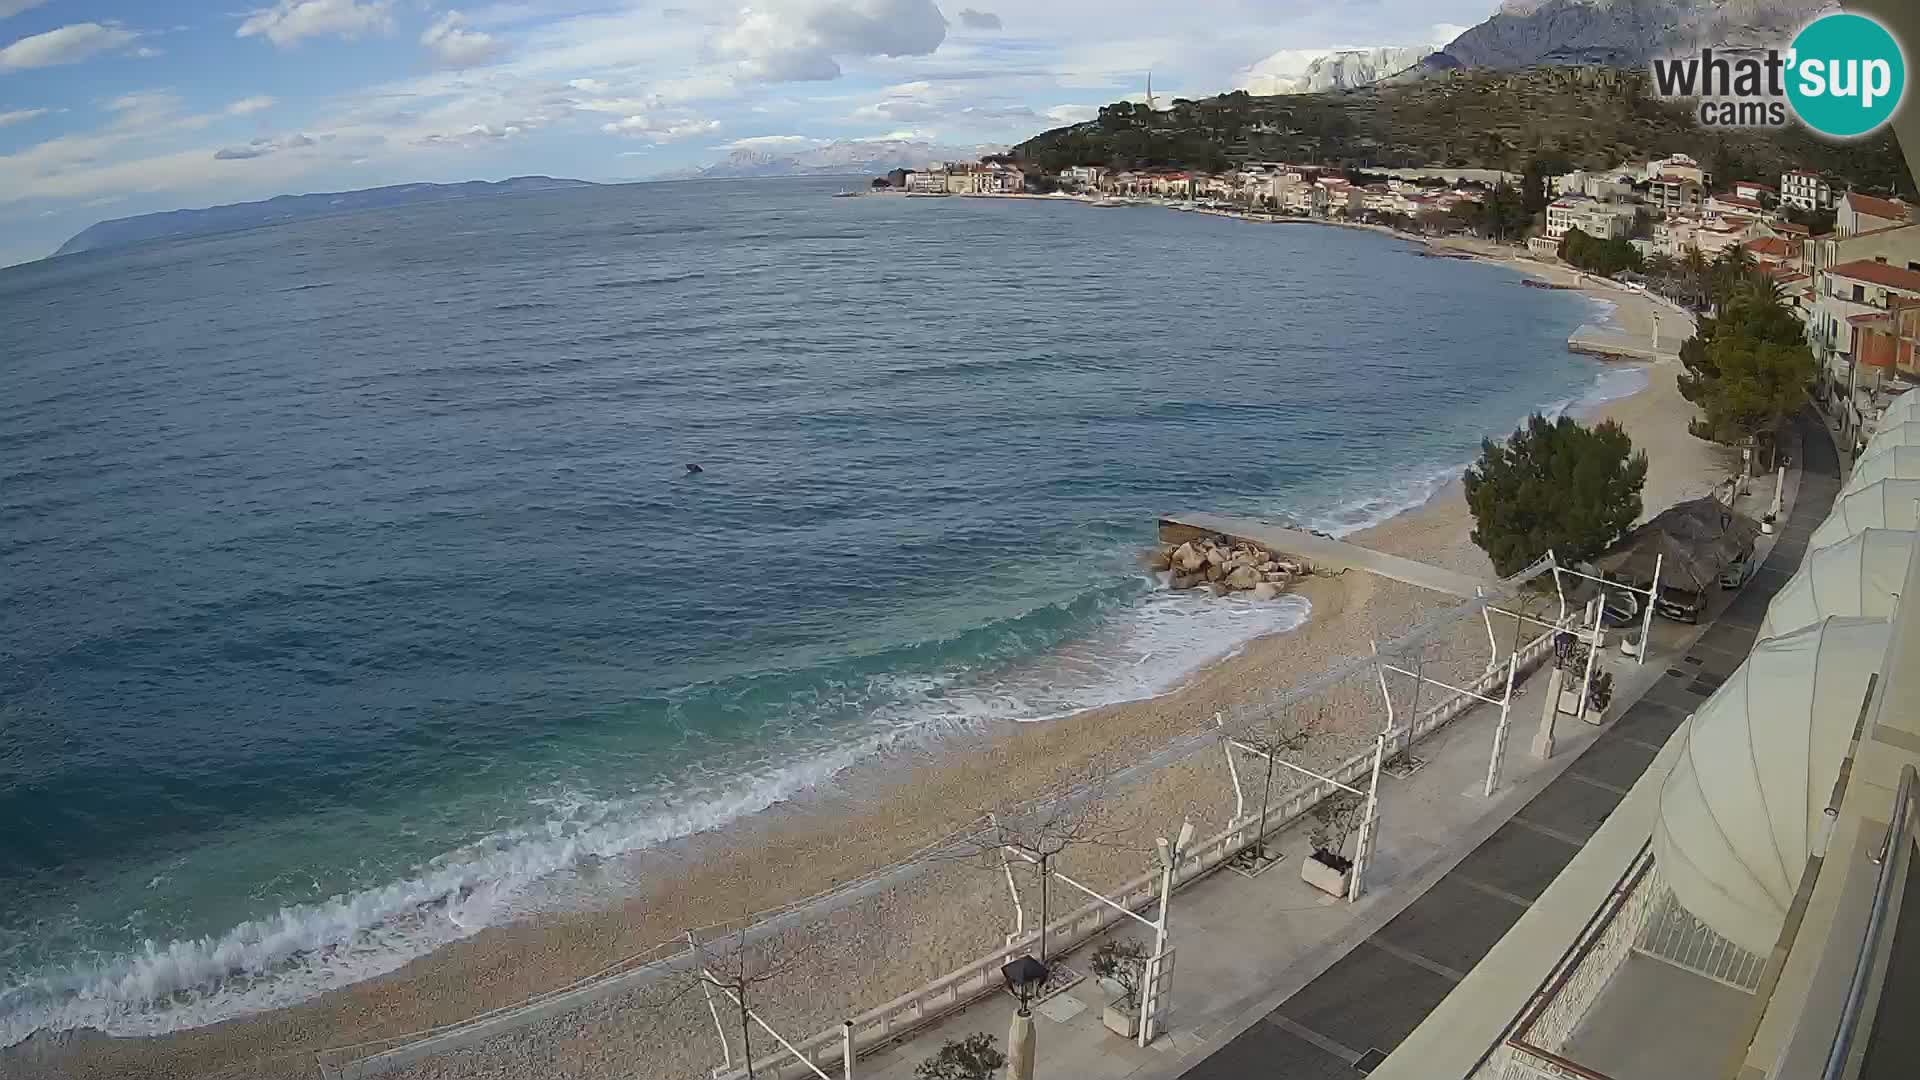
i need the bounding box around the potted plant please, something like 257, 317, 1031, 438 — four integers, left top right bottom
1090, 938, 1151, 1038
1301, 792, 1363, 897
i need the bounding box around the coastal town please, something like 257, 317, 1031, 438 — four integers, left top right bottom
875, 153, 1919, 454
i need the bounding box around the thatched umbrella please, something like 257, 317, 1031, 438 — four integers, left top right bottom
1597, 497, 1760, 594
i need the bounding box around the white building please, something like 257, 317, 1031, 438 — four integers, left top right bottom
1781, 169, 1832, 211
1546, 197, 1636, 241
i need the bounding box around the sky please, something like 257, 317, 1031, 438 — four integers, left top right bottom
0, 0, 1492, 266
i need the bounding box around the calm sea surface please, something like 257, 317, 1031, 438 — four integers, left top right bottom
0, 177, 1622, 1040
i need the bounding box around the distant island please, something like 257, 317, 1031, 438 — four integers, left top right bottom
52, 176, 595, 258
655, 139, 1004, 182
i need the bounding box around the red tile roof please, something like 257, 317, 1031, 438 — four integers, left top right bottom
1744, 237, 1794, 258
1849, 193, 1913, 221
1713, 194, 1765, 210
1830, 259, 1920, 292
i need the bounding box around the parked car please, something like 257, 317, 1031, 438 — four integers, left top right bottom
1655, 585, 1704, 624
1718, 548, 1755, 590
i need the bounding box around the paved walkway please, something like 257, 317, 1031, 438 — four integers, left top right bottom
1171, 409, 1840, 1078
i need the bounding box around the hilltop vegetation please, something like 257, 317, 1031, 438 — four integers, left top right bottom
1013, 68, 1914, 196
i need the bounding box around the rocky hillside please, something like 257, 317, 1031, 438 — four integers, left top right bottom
1012, 67, 1914, 197
1427, 0, 1831, 71
1243, 46, 1438, 95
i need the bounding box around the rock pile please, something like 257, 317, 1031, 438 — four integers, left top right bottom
1147, 536, 1308, 600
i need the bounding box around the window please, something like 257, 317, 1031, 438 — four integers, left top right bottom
1855, 284, 1867, 302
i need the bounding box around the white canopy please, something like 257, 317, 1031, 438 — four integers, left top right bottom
1808, 479, 1920, 552
1841, 445, 1920, 498
1862, 420, 1920, 460
1654, 616, 1889, 955
1877, 390, 1920, 430
1759, 530, 1913, 639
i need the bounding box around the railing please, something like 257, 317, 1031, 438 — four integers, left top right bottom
1468, 844, 1658, 1080
1822, 762, 1919, 1080
318, 616, 1561, 1080
713, 627, 1562, 1080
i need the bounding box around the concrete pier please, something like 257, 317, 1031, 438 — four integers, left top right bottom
1158, 512, 1496, 600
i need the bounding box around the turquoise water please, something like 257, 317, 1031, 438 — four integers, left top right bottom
0, 178, 1621, 1041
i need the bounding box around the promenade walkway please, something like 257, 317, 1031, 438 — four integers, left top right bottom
842, 416, 1834, 1080
1175, 409, 1840, 1079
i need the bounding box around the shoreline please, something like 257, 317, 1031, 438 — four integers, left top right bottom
2, 230, 1729, 1080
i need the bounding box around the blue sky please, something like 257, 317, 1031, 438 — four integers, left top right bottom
0, 0, 1492, 265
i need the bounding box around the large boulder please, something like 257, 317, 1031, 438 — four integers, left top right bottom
1205, 546, 1229, 567
1227, 565, 1262, 590
1206, 563, 1227, 582
1171, 571, 1205, 590
1175, 543, 1205, 572
1252, 582, 1282, 600
1147, 548, 1173, 572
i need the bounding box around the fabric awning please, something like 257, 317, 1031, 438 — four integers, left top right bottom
1759, 529, 1912, 639
1841, 445, 1920, 498
1808, 479, 1920, 552
1654, 616, 1889, 955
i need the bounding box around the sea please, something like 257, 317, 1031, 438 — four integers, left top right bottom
0, 177, 1640, 1043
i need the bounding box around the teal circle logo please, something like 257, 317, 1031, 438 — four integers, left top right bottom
1786, 13, 1906, 138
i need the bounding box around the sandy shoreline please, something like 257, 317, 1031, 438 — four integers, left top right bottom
2, 237, 1733, 1080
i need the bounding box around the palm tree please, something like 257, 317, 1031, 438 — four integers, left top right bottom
1710, 246, 1758, 310
1681, 248, 1711, 310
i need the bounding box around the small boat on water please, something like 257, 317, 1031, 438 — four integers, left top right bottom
831, 190, 859, 198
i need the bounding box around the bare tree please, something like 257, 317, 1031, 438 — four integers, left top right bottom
1225, 704, 1320, 867
942, 769, 1135, 968
686, 927, 821, 1080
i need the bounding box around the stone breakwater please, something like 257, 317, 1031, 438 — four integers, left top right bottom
1147, 535, 1308, 599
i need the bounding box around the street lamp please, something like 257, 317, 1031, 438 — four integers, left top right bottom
1001, 955, 1047, 1080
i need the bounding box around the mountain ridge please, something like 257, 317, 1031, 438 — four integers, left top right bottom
655, 138, 1005, 181
52, 176, 595, 259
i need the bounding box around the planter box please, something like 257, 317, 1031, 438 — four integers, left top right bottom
1103, 999, 1140, 1038
1301, 852, 1351, 898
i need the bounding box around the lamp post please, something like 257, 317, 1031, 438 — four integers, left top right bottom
1002, 955, 1048, 1080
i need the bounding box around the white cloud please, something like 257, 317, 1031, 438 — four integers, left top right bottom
0, 0, 48, 20
214, 132, 317, 159
0, 106, 46, 127
0, 22, 138, 70
601, 113, 721, 142
719, 133, 821, 150
105, 91, 187, 127
1431, 23, 1470, 45
132, 45, 163, 58
715, 0, 948, 82
226, 95, 278, 116
956, 9, 1000, 31
237, 0, 392, 47
1043, 103, 1095, 124
416, 122, 525, 145
421, 11, 506, 68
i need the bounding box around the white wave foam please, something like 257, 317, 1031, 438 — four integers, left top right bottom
0, 582, 1310, 1045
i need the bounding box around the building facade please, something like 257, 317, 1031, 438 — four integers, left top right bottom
1780, 168, 1832, 210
